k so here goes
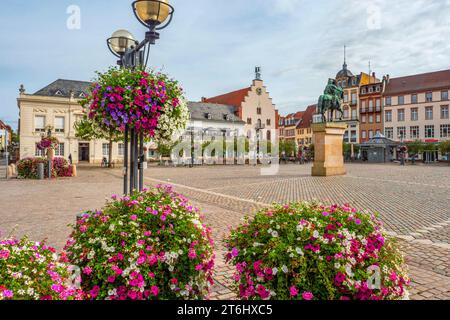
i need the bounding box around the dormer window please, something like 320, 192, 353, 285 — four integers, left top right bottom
79, 92, 86, 98
205, 113, 212, 120
55, 90, 63, 96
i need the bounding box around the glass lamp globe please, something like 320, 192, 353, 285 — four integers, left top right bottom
134, 0, 171, 26
109, 30, 136, 55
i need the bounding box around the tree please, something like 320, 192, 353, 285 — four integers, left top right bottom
439, 141, 450, 164
406, 140, 424, 164
74, 118, 123, 168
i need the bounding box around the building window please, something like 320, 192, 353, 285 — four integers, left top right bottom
361, 100, 366, 111
362, 131, 367, 139
442, 91, 449, 101
35, 144, 45, 157
411, 108, 418, 121
344, 94, 349, 103
257, 108, 262, 115
118, 143, 125, 156
368, 130, 374, 139
376, 114, 381, 123
55, 117, 65, 133
361, 115, 366, 123
376, 99, 381, 110
411, 94, 418, 104
398, 96, 405, 105
410, 126, 420, 139
247, 118, 252, 125
425, 107, 433, 120
385, 128, 394, 139
34, 116, 46, 132
397, 127, 406, 140
55, 143, 65, 157
351, 93, 357, 105
266, 119, 271, 126
398, 109, 405, 122
343, 131, 349, 142
368, 100, 374, 112
385, 97, 392, 106
441, 124, 450, 138
441, 106, 449, 119
369, 115, 374, 123
385, 110, 392, 122
351, 109, 357, 120
350, 131, 357, 143
343, 108, 349, 118
266, 131, 271, 141
102, 143, 110, 157
426, 92, 433, 102
425, 125, 435, 138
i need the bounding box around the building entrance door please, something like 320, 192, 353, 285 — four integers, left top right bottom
79, 143, 90, 162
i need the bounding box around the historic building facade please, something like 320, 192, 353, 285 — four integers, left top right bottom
383, 69, 450, 144
334, 57, 378, 144
16, 79, 124, 164
279, 112, 303, 143
0, 120, 12, 152
204, 69, 279, 143
296, 104, 317, 147
359, 82, 384, 143
17, 80, 246, 164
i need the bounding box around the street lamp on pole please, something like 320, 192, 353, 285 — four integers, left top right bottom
106, 0, 174, 195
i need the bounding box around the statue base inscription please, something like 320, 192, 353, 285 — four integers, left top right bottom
312, 122, 348, 177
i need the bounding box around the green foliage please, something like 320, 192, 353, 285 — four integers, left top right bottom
439, 140, 450, 154
280, 140, 297, 157
406, 140, 424, 156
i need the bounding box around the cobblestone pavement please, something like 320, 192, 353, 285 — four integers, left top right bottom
0, 163, 448, 300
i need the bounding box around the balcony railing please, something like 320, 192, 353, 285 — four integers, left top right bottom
255, 123, 266, 130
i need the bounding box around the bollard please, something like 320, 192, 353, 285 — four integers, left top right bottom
7, 166, 12, 178
72, 165, 77, 177
37, 163, 45, 180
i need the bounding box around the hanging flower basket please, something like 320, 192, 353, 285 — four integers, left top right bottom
37, 136, 59, 151
81, 67, 189, 144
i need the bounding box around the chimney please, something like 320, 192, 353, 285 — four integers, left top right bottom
372, 72, 376, 79
201, 97, 207, 102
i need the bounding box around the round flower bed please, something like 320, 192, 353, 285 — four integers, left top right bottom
224, 203, 410, 300
63, 185, 215, 300
0, 237, 81, 300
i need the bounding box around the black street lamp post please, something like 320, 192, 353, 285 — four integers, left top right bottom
106, 0, 174, 195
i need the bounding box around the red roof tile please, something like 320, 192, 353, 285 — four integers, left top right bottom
204, 87, 251, 107
384, 69, 450, 95
297, 104, 317, 129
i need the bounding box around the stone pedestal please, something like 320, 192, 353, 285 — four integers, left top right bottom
312, 122, 348, 177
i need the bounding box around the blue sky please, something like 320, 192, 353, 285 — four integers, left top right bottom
1, 0, 449, 129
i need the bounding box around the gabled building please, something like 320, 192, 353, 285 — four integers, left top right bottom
203, 68, 279, 142
296, 104, 317, 147
279, 112, 304, 142
0, 120, 12, 152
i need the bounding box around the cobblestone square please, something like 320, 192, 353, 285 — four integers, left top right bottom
0, 163, 448, 300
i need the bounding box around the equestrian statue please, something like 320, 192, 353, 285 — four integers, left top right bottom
318, 79, 344, 122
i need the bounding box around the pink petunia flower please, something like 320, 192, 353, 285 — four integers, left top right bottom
302, 292, 314, 300
290, 286, 299, 297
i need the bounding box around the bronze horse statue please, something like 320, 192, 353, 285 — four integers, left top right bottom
318, 79, 344, 122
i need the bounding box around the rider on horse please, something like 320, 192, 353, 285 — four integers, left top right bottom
318, 79, 344, 122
